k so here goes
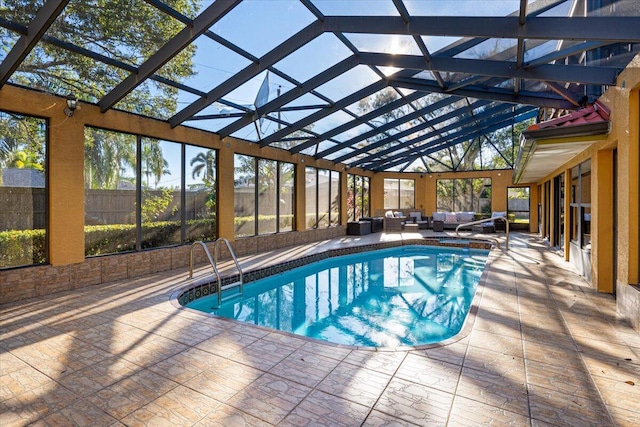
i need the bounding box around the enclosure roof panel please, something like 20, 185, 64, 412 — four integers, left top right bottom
1, 0, 638, 171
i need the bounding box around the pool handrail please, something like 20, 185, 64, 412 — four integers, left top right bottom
188, 240, 221, 282
188, 239, 244, 306
213, 238, 244, 298
455, 216, 509, 249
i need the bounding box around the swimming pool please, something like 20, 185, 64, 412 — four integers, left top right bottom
186, 245, 488, 347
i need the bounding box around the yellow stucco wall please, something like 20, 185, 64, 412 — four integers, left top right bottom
526, 54, 640, 291
593, 65, 638, 289
592, 149, 614, 293
0, 83, 590, 270
370, 170, 535, 230
0, 86, 355, 264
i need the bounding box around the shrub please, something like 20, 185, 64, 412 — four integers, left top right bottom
0, 228, 46, 268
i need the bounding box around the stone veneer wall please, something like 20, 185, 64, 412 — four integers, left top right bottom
0, 226, 345, 304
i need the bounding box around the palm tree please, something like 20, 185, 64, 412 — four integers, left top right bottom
84, 128, 136, 189
142, 140, 169, 188
190, 150, 216, 183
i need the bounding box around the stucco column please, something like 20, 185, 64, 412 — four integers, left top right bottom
217, 147, 235, 240
48, 115, 85, 265
424, 174, 437, 215
370, 173, 384, 214
626, 90, 639, 286
295, 162, 307, 231
592, 149, 614, 293
340, 170, 348, 224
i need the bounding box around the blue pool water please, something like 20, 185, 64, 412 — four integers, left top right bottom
187, 245, 489, 347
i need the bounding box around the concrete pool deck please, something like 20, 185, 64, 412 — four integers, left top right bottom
1, 231, 639, 426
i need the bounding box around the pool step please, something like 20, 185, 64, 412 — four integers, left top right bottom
214, 286, 242, 307
221, 280, 242, 292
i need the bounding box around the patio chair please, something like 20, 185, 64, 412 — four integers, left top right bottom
409, 211, 429, 229
383, 210, 405, 232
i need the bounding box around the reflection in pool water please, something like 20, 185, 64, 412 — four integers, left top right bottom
187, 245, 488, 347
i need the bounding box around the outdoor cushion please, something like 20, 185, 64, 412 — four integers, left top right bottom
445, 213, 458, 223
385, 210, 394, 218
458, 212, 474, 222
409, 212, 422, 221
432, 212, 446, 221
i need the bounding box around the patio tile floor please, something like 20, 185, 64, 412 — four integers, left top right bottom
1, 231, 639, 426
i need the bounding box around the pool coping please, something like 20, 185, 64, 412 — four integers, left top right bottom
170, 236, 497, 352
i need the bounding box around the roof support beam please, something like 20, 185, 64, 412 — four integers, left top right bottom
0, 0, 70, 87
217, 55, 359, 138
420, 111, 538, 158
372, 108, 536, 170
543, 81, 582, 107
258, 69, 416, 147
390, 77, 576, 109
346, 101, 506, 167
359, 52, 620, 85
435, 0, 565, 58
316, 95, 459, 159
169, 20, 324, 127
322, 16, 640, 43
258, 80, 387, 147
290, 91, 424, 154
524, 40, 613, 68
368, 107, 529, 169
446, 76, 490, 92
483, 134, 514, 168
99, 0, 241, 112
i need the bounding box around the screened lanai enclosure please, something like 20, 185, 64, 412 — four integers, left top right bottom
2, 0, 639, 170
1, 0, 639, 269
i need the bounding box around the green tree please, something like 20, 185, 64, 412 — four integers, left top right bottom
356, 88, 405, 154
190, 149, 217, 214
141, 140, 169, 189
141, 188, 173, 222
84, 128, 136, 190
0, 0, 198, 118
190, 149, 216, 183
0, 112, 46, 185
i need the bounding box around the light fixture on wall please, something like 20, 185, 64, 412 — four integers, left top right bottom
64, 94, 78, 117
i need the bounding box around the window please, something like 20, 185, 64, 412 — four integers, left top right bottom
141, 138, 182, 248
436, 178, 491, 213
384, 178, 414, 210
347, 174, 370, 222
84, 128, 138, 255
0, 111, 47, 268
318, 169, 330, 227
507, 187, 530, 227
185, 146, 216, 242
234, 154, 255, 237
554, 173, 565, 250
305, 167, 317, 228
306, 167, 340, 228
279, 162, 294, 232
330, 170, 340, 226
258, 159, 277, 234
570, 160, 591, 248
85, 127, 218, 255
235, 154, 295, 237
